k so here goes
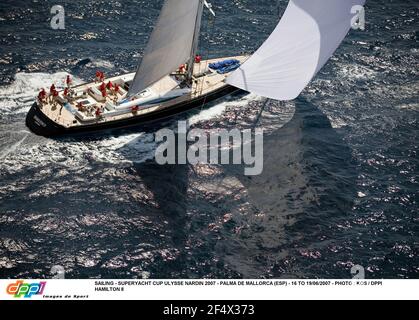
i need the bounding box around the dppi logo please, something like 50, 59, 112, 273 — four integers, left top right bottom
6, 280, 46, 298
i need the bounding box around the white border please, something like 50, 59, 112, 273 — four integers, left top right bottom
0, 279, 418, 300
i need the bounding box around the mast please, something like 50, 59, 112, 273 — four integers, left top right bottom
128, 0, 203, 98
187, 0, 205, 83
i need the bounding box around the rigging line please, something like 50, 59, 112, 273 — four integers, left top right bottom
192, 5, 209, 95
0, 134, 28, 161
198, 11, 210, 97
199, 8, 217, 110
252, 98, 270, 128
231, 1, 278, 128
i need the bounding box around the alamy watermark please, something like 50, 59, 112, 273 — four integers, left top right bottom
155, 121, 264, 176
351, 265, 366, 279
50, 5, 65, 30
351, 5, 366, 30
51, 265, 66, 279
50, 5, 366, 31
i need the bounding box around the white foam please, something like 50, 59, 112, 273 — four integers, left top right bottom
0, 132, 157, 175
0, 72, 155, 173
0, 72, 82, 114
0, 73, 262, 175
329, 117, 349, 129
88, 59, 115, 69
188, 92, 262, 125
336, 63, 377, 80
395, 103, 419, 111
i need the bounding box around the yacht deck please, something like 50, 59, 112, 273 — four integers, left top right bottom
38, 56, 248, 129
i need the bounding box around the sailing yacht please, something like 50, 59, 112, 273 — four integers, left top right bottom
26, 0, 365, 137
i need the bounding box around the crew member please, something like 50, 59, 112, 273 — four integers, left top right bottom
66, 75, 72, 88
131, 105, 139, 114
99, 82, 106, 92
179, 64, 186, 74
195, 54, 202, 63
95, 106, 103, 118
49, 84, 56, 103
52, 89, 59, 108
106, 81, 113, 91
95, 71, 101, 83
39, 89, 47, 101
38, 89, 46, 107
77, 102, 84, 111
112, 84, 120, 103
59, 98, 65, 115
101, 89, 107, 99
113, 83, 119, 95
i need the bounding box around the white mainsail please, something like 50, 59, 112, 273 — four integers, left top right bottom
128, 0, 203, 97
227, 0, 366, 100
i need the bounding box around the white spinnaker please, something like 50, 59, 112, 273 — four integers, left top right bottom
227, 0, 366, 100
128, 0, 202, 97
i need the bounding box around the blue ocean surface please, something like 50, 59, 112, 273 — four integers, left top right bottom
0, 0, 417, 279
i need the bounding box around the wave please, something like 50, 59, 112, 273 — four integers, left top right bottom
189, 92, 263, 125
87, 59, 116, 70
0, 72, 83, 115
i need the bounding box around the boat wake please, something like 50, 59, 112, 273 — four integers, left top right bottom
0, 72, 264, 175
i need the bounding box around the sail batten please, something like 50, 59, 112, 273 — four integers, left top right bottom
128, 0, 202, 97
227, 0, 366, 100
